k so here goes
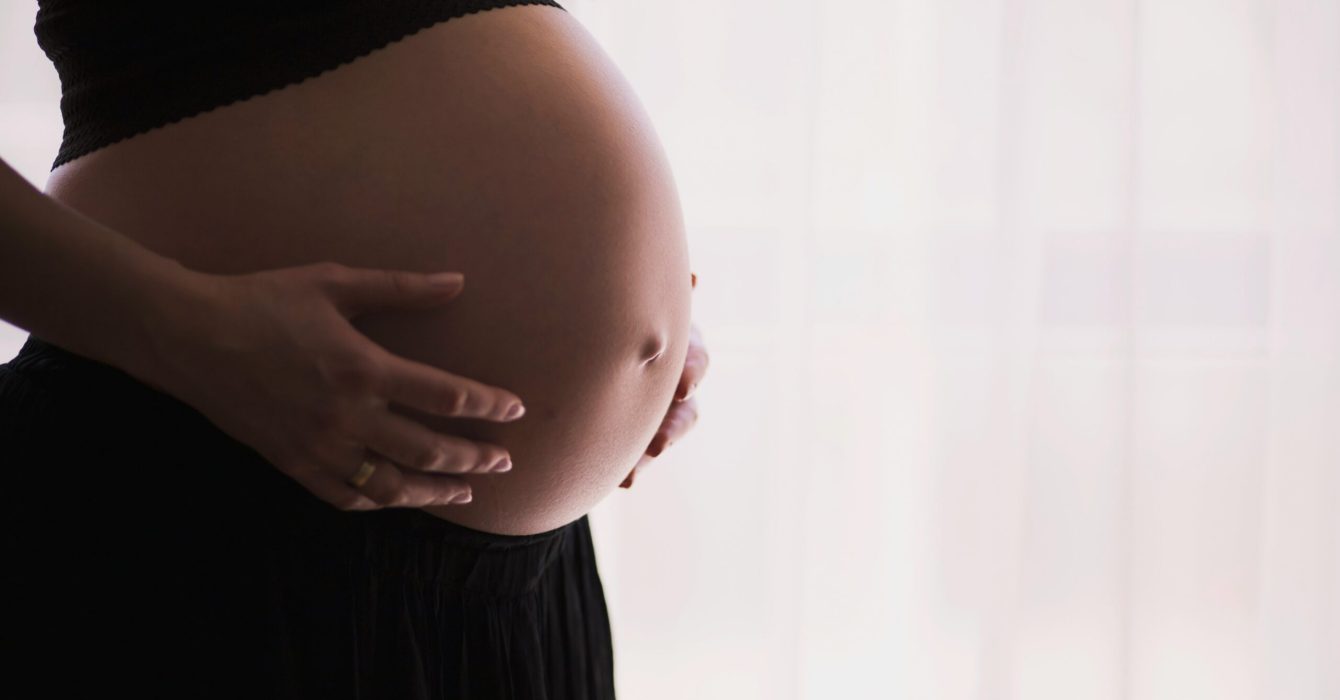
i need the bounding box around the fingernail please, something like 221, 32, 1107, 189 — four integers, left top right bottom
430, 272, 464, 290
648, 437, 665, 457
690, 272, 697, 289
491, 456, 512, 472
451, 491, 473, 504
504, 403, 525, 420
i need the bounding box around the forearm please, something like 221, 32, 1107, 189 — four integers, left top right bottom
0, 155, 207, 382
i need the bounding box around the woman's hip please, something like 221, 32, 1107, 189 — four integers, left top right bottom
0, 334, 615, 697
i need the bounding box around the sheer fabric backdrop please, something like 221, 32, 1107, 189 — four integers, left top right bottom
2, 1, 1337, 698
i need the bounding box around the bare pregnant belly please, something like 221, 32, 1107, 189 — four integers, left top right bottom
40, 5, 693, 535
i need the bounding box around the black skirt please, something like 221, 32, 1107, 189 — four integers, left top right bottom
0, 333, 616, 699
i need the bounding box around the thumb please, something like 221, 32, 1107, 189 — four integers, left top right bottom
329, 268, 464, 317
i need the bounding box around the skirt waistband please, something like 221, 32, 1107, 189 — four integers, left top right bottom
5, 333, 171, 406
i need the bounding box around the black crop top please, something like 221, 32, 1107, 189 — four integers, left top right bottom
32, 0, 566, 172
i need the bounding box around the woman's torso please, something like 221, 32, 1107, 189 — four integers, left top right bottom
40, 4, 693, 535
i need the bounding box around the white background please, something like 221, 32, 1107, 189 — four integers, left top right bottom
3, 0, 1338, 698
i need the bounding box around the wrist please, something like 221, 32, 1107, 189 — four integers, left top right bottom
116, 257, 224, 395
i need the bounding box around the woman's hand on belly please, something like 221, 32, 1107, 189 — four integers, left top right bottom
136, 261, 530, 512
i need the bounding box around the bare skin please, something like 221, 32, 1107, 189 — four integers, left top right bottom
40, 5, 694, 535
0, 155, 524, 513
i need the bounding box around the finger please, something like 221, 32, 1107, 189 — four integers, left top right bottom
620, 449, 657, 489
345, 453, 475, 507
648, 396, 699, 457
626, 394, 701, 488
674, 324, 709, 402
369, 343, 526, 422
326, 266, 465, 318
354, 407, 512, 474
293, 469, 384, 511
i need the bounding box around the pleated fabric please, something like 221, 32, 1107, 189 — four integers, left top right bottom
0, 334, 616, 699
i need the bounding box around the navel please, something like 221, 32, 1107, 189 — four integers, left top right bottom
638, 331, 668, 367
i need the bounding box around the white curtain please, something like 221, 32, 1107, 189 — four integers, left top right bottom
4, 1, 1338, 698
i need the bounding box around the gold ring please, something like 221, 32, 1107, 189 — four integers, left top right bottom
347, 456, 380, 489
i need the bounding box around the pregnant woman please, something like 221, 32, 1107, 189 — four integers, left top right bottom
0, 1, 707, 697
